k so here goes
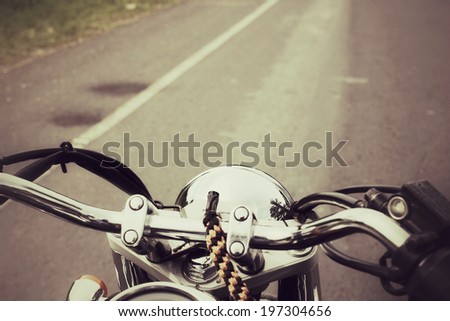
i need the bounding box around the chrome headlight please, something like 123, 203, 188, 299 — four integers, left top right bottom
175, 166, 293, 221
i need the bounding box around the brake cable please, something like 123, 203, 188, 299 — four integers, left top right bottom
0, 142, 153, 205
290, 194, 407, 289
203, 191, 254, 301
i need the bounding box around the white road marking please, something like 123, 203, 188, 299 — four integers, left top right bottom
72, 0, 278, 148
335, 76, 369, 84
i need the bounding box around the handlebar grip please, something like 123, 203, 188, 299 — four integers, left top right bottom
407, 247, 450, 300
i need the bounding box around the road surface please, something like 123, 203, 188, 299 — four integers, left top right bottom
1, 0, 449, 300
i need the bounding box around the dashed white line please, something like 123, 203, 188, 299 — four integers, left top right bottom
335, 76, 369, 84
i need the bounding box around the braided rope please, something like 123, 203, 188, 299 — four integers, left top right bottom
203, 193, 253, 301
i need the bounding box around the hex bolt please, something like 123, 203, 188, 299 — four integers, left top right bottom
129, 196, 144, 211
234, 206, 249, 222
123, 229, 139, 245
229, 241, 245, 257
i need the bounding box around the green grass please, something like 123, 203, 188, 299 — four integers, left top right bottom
0, 0, 177, 67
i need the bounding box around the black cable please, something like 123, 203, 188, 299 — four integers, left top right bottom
301, 207, 404, 283
0, 148, 60, 166
291, 192, 363, 215
321, 242, 402, 282
0, 143, 153, 203
79, 149, 150, 197
379, 251, 408, 296
0, 151, 65, 205
14, 151, 63, 182
61, 151, 152, 201
335, 185, 401, 194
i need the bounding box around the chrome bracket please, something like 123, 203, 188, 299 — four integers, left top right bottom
226, 206, 254, 258
121, 195, 148, 247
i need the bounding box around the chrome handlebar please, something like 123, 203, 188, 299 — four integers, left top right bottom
0, 173, 123, 232
0, 173, 410, 251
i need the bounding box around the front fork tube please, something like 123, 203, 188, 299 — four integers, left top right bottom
111, 250, 151, 291
278, 255, 322, 300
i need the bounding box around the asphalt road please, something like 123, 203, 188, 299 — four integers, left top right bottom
1, 0, 450, 300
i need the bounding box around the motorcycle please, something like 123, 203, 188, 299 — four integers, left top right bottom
0, 142, 449, 301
